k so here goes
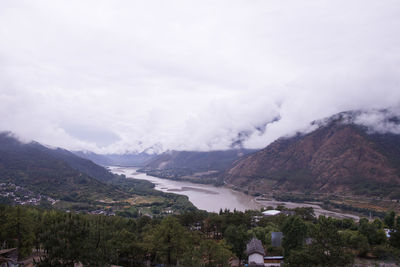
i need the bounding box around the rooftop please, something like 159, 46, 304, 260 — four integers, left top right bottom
262, 210, 281, 216
264, 256, 284, 260
246, 237, 265, 256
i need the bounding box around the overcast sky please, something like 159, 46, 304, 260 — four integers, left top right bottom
1, 0, 400, 153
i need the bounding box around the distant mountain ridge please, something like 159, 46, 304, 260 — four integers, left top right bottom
139, 149, 257, 184
224, 110, 400, 198
143, 149, 257, 171
74, 151, 156, 167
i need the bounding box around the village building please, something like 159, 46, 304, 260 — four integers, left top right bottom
246, 236, 284, 267
264, 256, 284, 267
0, 248, 18, 267
246, 238, 265, 267
0, 248, 44, 267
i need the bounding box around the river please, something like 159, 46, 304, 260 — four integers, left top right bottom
109, 166, 359, 220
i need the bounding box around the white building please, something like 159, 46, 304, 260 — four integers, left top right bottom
262, 210, 281, 216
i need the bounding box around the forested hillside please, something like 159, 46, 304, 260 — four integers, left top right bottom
0, 132, 119, 202
0, 132, 195, 216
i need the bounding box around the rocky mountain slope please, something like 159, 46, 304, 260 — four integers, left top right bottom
224, 111, 400, 198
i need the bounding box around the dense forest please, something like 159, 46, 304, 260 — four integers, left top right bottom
1, 204, 400, 266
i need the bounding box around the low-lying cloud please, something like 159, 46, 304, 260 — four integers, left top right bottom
354, 109, 400, 135
1, 0, 400, 153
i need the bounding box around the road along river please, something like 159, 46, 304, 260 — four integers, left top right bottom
109, 166, 359, 220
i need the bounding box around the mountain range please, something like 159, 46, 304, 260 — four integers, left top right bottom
2, 109, 400, 208
72, 110, 400, 198
138, 149, 257, 184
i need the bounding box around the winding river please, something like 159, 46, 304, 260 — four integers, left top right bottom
109, 166, 359, 220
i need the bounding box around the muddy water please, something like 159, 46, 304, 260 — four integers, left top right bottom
109, 166, 359, 220
109, 166, 260, 212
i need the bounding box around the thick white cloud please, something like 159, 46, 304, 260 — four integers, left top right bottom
1, 0, 400, 153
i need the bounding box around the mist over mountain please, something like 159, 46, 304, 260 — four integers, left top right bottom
1, 1, 400, 153
224, 110, 400, 197
74, 151, 157, 167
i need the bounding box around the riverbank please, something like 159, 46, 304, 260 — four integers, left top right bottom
136, 168, 224, 186
110, 166, 364, 220
254, 197, 359, 220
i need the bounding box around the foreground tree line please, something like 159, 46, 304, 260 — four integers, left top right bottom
1, 205, 400, 266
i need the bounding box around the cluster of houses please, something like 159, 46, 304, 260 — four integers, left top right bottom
65, 209, 116, 216
0, 183, 57, 206
89, 209, 116, 216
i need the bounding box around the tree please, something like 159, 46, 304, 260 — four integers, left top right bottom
389, 216, 400, 249
223, 224, 250, 261
145, 216, 188, 265
199, 239, 232, 267
39, 212, 89, 266
203, 214, 223, 239
4, 206, 35, 259
0, 205, 9, 248
384, 211, 396, 229
340, 229, 369, 256
285, 216, 354, 267
110, 228, 146, 266
359, 218, 387, 245
248, 223, 279, 246
282, 216, 307, 257
180, 232, 203, 267
293, 207, 315, 221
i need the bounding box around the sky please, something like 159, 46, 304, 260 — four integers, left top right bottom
1, 0, 400, 154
